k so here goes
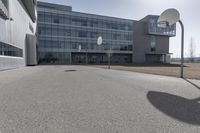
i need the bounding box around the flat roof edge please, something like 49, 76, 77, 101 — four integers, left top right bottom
37, 1, 72, 12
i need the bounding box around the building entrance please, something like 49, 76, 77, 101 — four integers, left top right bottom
72, 53, 132, 64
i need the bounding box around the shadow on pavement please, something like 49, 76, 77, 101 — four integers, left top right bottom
95, 63, 188, 67
184, 78, 200, 90
147, 91, 200, 125
64, 68, 100, 73
64, 70, 77, 72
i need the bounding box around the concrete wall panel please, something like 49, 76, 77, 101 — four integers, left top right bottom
0, 0, 36, 70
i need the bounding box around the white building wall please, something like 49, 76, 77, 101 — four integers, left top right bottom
0, 56, 24, 70
0, 0, 36, 70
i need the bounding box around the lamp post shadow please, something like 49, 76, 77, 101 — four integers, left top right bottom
183, 78, 200, 90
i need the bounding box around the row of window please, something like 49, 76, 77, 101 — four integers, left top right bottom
38, 39, 133, 51
148, 18, 176, 36
38, 6, 132, 23
71, 53, 132, 64
38, 52, 71, 64
38, 36, 132, 43
38, 26, 133, 41
38, 12, 133, 31
38, 52, 132, 64
0, 41, 23, 57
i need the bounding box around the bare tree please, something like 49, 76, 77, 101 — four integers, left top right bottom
189, 37, 195, 62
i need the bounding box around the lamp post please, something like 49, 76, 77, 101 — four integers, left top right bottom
78, 44, 81, 63
179, 20, 184, 78
97, 36, 111, 69
108, 46, 111, 69
157, 9, 184, 78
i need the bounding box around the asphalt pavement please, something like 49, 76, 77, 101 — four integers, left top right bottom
0, 65, 200, 133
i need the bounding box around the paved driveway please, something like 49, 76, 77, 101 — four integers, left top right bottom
0, 66, 200, 133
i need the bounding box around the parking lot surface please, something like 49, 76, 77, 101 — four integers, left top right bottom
0, 65, 200, 133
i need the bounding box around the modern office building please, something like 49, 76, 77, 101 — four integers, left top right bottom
0, 1, 175, 69
0, 0, 37, 70
37, 2, 133, 64
133, 15, 175, 63
37, 2, 176, 65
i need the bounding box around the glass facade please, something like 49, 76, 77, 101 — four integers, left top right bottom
2, 0, 8, 8
148, 18, 176, 37
0, 0, 9, 19
37, 5, 133, 64
0, 41, 23, 57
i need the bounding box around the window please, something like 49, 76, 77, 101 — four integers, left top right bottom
112, 34, 118, 40
81, 20, 87, 26
2, 0, 8, 8
150, 36, 156, 52
51, 41, 61, 48
45, 13, 52, 23
148, 17, 176, 36
127, 45, 133, 51
65, 30, 71, 36
78, 31, 87, 38
125, 26, 129, 31
38, 12, 44, 22
0, 0, 9, 19
125, 34, 130, 40
111, 23, 118, 30
53, 18, 60, 24
39, 40, 45, 48
38, 26, 42, 35
90, 20, 98, 27
90, 32, 98, 38
0, 42, 23, 57
64, 15, 71, 24
58, 29, 65, 36
52, 28, 58, 36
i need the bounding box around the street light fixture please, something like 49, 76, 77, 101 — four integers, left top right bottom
97, 36, 111, 69
86, 45, 88, 65
157, 8, 184, 78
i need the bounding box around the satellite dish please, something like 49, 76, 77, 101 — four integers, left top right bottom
157, 8, 180, 27
97, 36, 103, 45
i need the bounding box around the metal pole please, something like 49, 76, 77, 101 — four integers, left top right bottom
70, 52, 72, 64
178, 20, 184, 78
86, 47, 88, 65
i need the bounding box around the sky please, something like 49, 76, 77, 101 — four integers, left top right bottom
39, 0, 200, 58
